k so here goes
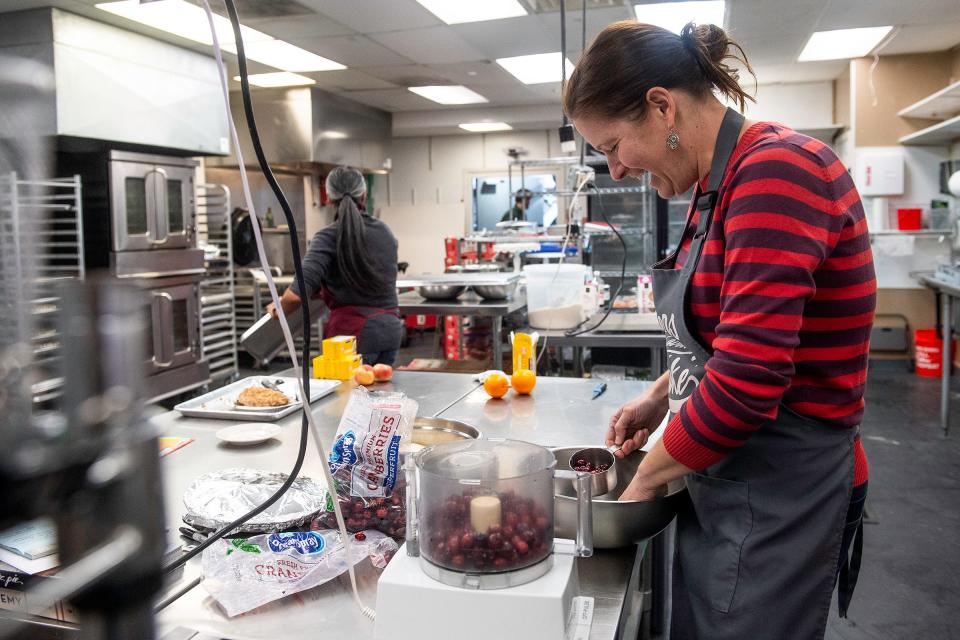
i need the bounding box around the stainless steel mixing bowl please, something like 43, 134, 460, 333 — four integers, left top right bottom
552, 445, 687, 548
472, 282, 517, 300
411, 416, 481, 445
416, 284, 466, 300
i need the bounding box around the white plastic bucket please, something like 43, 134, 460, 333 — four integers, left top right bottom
523, 264, 587, 329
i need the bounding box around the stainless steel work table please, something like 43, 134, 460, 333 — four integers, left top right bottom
397, 291, 527, 366
153, 373, 653, 640
920, 275, 959, 435
533, 329, 667, 378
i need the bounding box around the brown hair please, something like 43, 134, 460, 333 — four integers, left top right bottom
563, 21, 756, 121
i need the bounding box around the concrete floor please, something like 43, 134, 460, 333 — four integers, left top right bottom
825, 360, 960, 640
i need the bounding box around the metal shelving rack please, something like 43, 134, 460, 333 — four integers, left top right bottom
0, 172, 84, 405
197, 183, 238, 385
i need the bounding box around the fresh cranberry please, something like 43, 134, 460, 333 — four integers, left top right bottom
447, 534, 461, 553
502, 525, 515, 538
522, 529, 536, 544
513, 536, 530, 555
376, 507, 388, 519
505, 512, 519, 527
493, 557, 509, 570
451, 553, 466, 568
354, 532, 367, 541
460, 533, 475, 549
535, 516, 550, 530
488, 524, 501, 535
487, 532, 503, 549
391, 495, 402, 506
519, 514, 532, 527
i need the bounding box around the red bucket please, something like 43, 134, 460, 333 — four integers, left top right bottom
897, 208, 922, 231
915, 329, 956, 377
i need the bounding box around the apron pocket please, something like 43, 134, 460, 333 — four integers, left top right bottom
679, 473, 752, 614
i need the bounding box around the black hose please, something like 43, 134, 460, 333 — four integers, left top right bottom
163, 0, 313, 574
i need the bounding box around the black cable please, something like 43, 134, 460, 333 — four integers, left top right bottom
579, 0, 586, 167
565, 185, 627, 337
560, 0, 568, 126
163, 0, 313, 574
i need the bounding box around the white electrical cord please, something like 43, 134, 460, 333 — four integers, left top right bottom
538, 171, 593, 361
201, 1, 375, 621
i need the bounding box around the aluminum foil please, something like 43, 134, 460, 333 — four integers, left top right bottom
183, 468, 327, 533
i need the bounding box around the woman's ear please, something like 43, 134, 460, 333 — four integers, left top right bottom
645, 87, 675, 127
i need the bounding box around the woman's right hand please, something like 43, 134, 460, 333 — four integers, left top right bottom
606, 388, 669, 458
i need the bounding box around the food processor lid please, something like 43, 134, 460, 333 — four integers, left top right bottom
416, 438, 555, 481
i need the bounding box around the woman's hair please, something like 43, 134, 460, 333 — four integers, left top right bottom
326, 166, 384, 291
563, 21, 756, 121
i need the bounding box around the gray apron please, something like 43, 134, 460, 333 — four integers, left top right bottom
652, 108, 856, 640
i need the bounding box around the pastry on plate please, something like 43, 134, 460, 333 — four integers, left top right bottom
236, 386, 291, 407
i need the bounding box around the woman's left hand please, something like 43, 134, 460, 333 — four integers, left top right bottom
619, 471, 667, 502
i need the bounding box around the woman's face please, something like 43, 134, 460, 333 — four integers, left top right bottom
573, 100, 698, 199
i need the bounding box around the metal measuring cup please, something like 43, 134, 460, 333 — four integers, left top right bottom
568, 444, 622, 497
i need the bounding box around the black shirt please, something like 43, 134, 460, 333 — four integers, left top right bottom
290, 214, 401, 353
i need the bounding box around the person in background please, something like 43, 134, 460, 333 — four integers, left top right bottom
565, 20, 873, 639
268, 166, 402, 366
500, 188, 533, 222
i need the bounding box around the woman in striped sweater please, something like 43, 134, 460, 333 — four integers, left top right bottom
565, 21, 873, 640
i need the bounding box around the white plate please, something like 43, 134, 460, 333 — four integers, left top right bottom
216, 423, 282, 445
233, 402, 294, 412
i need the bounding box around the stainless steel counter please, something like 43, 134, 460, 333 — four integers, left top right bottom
532, 329, 667, 377
397, 291, 527, 365
919, 276, 958, 435
153, 372, 653, 640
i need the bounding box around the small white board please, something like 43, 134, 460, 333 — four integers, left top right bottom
216, 422, 282, 445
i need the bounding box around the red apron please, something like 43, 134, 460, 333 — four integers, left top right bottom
318, 287, 399, 347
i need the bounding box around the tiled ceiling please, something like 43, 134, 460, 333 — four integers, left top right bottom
2, 0, 960, 115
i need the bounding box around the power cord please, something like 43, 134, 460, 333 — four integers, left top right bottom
564, 185, 628, 337
163, 0, 314, 576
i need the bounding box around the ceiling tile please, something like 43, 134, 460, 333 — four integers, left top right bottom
879, 23, 960, 55
449, 15, 557, 59
424, 61, 523, 86
816, 0, 960, 30
536, 6, 634, 56
360, 64, 452, 87
369, 26, 488, 64
342, 88, 443, 112
288, 34, 414, 67
294, 0, 441, 33
242, 14, 356, 39
303, 69, 398, 90
750, 61, 849, 85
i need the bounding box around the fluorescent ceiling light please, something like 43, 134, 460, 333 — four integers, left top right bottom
459, 122, 513, 132
496, 53, 576, 85
798, 26, 893, 61
234, 72, 316, 88
96, 0, 271, 46
408, 85, 489, 105
415, 0, 526, 24
319, 130, 349, 140
222, 40, 344, 72
633, 1, 725, 34
97, 1, 346, 72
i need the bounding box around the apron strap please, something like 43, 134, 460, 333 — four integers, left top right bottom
679, 108, 746, 278
838, 518, 864, 617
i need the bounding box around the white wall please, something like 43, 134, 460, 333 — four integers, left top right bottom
375, 129, 567, 275
743, 81, 836, 128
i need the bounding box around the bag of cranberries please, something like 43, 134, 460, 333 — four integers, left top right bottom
313, 388, 418, 539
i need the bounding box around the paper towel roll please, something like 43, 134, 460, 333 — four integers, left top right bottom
870, 197, 889, 231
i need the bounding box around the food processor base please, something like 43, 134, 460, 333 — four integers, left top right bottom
375, 541, 580, 640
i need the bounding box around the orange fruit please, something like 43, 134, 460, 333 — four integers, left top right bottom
483, 372, 510, 399
511, 369, 537, 395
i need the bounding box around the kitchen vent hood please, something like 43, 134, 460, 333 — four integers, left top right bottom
206, 86, 392, 173
0, 8, 229, 156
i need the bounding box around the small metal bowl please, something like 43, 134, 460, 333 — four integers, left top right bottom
417, 284, 466, 300
552, 445, 687, 548
472, 282, 517, 300
411, 417, 481, 445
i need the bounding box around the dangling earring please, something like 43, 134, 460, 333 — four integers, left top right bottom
666, 129, 680, 150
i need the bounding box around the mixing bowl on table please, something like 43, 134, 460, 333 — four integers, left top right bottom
552, 446, 686, 548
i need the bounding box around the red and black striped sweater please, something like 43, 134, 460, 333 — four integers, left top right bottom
665, 122, 872, 486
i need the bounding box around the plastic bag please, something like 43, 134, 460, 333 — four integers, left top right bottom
313, 388, 417, 537
201, 529, 397, 617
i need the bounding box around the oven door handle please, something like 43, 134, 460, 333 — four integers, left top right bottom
153, 292, 174, 367
148, 168, 170, 245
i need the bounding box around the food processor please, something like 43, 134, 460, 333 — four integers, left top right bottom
375, 438, 594, 640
